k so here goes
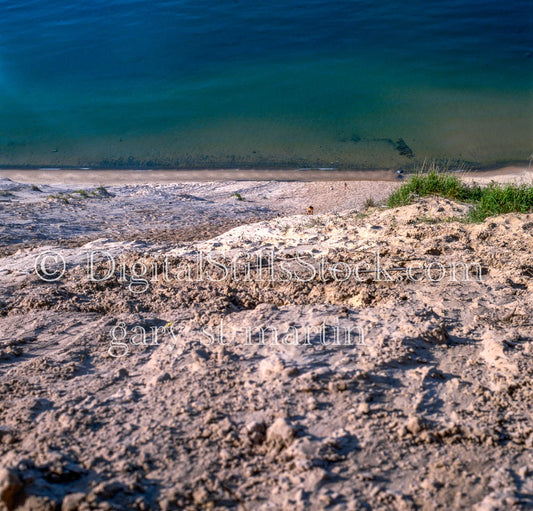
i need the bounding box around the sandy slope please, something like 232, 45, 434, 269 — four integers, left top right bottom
0, 178, 532, 510
0, 178, 399, 257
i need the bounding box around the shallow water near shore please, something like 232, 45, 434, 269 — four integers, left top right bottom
0, 0, 531, 169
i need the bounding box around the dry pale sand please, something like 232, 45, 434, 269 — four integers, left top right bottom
0, 172, 532, 510
0, 165, 530, 186
0, 169, 403, 186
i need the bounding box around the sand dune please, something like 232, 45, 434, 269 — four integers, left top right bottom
0, 177, 531, 510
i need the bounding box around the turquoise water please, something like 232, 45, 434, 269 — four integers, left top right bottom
0, 0, 531, 169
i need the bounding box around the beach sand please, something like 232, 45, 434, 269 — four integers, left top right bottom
0, 164, 531, 186
0, 170, 532, 510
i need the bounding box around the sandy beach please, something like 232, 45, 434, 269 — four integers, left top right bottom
0, 165, 530, 186
0, 169, 532, 510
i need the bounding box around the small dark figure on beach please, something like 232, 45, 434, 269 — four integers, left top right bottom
307, 205, 314, 215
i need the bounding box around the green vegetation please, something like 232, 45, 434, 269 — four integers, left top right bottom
387, 165, 533, 222
363, 197, 377, 210
388, 171, 468, 207
307, 217, 327, 228
47, 193, 70, 204
467, 182, 533, 222
45, 186, 112, 203
231, 192, 244, 201
353, 211, 370, 220
94, 185, 111, 197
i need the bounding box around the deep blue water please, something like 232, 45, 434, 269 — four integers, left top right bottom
0, 0, 531, 168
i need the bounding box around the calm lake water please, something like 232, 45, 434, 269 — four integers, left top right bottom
0, 0, 531, 169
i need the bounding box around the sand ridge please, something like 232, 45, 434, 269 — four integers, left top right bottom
0, 177, 532, 510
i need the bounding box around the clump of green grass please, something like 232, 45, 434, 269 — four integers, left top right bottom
73, 186, 112, 198
94, 185, 111, 197
363, 197, 378, 210
47, 193, 70, 204
307, 217, 326, 228
352, 211, 370, 220
467, 182, 533, 222
231, 192, 244, 201
387, 167, 533, 222
388, 171, 470, 207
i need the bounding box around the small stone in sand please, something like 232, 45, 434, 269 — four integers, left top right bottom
0, 468, 22, 511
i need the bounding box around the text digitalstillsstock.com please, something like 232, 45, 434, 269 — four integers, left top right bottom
35, 249, 484, 292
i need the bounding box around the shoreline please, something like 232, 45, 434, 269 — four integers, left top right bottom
0, 164, 530, 186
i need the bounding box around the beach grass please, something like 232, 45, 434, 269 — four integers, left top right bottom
388, 166, 533, 222
363, 197, 378, 210
94, 185, 111, 197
